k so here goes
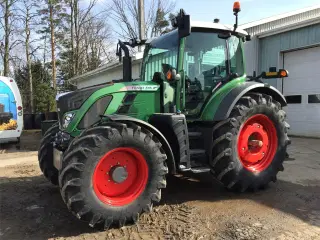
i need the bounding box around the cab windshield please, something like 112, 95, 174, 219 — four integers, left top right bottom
141, 30, 179, 81
141, 30, 244, 83
184, 31, 244, 115
185, 31, 244, 87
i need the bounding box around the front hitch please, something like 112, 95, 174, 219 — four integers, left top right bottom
53, 131, 72, 152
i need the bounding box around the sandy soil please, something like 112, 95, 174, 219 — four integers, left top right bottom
0, 137, 319, 240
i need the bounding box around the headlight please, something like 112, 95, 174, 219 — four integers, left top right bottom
63, 112, 75, 129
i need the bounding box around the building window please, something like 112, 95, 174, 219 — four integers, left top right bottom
285, 95, 302, 104
308, 94, 320, 104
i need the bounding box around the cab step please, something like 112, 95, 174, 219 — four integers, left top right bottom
188, 131, 202, 138
179, 165, 210, 173
190, 149, 206, 156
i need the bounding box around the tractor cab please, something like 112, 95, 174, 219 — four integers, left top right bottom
141, 20, 248, 116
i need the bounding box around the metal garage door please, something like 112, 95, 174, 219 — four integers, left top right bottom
283, 46, 320, 137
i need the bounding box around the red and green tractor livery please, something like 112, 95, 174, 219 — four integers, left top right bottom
39, 4, 290, 229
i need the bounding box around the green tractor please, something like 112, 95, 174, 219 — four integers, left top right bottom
39, 4, 290, 229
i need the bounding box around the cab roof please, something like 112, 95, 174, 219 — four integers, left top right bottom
191, 21, 248, 36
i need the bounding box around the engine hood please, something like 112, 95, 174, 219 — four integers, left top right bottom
56, 81, 160, 130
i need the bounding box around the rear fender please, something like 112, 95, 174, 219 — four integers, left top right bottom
102, 114, 176, 174
204, 82, 287, 121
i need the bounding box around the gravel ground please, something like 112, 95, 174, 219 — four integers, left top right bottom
0, 137, 319, 240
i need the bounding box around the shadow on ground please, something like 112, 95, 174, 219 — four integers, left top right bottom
0, 172, 319, 240
0, 130, 42, 152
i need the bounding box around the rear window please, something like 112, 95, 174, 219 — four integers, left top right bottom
308, 94, 320, 104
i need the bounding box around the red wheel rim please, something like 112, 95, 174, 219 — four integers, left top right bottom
237, 114, 278, 172
92, 147, 148, 206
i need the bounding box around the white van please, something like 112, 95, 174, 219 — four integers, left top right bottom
0, 76, 23, 144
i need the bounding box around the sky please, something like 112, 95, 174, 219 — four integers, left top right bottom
1, 0, 319, 72
174, 0, 320, 25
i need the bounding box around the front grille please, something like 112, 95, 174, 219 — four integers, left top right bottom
116, 93, 136, 114
56, 83, 113, 128
78, 96, 112, 129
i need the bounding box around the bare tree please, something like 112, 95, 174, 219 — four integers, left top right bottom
16, 0, 39, 112
0, 0, 20, 76
69, 0, 97, 75
49, 1, 56, 89
67, 0, 112, 76
108, 0, 175, 40
82, 16, 113, 71
59, 12, 112, 77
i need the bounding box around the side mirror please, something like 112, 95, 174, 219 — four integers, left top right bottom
172, 9, 191, 38
178, 14, 190, 38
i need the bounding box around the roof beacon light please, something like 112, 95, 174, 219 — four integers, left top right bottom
233, 1, 241, 31
233, 1, 241, 13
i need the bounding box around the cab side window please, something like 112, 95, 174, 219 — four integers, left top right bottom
229, 36, 244, 76
184, 32, 227, 116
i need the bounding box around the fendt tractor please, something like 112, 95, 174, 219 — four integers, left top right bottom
39, 2, 290, 229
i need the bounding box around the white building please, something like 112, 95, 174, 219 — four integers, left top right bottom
242, 5, 320, 137
69, 52, 144, 89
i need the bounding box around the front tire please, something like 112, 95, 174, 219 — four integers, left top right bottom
38, 122, 59, 185
59, 122, 168, 228
210, 93, 290, 192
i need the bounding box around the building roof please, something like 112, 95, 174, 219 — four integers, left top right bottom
68, 51, 144, 85
241, 5, 320, 36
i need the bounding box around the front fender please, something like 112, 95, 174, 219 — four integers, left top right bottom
202, 82, 287, 121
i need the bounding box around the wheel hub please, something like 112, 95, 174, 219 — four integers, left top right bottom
237, 114, 278, 172
238, 123, 269, 163
92, 147, 148, 206
110, 166, 128, 183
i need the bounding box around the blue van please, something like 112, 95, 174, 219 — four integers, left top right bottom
0, 76, 23, 144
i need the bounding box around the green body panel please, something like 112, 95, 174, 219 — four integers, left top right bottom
200, 75, 246, 121
65, 81, 160, 137
119, 91, 160, 119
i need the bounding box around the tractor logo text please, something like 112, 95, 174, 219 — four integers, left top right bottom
120, 86, 160, 91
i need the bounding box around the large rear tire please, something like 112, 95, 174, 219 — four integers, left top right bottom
38, 122, 59, 185
210, 93, 290, 192
59, 122, 168, 228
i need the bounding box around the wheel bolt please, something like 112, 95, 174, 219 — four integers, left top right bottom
262, 152, 265, 155
257, 125, 260, 128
